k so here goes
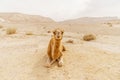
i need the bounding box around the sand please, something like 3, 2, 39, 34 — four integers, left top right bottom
0, 13, 120, 80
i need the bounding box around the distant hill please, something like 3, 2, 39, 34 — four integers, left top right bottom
0, 13, 55, 23
59, 17, 120, 24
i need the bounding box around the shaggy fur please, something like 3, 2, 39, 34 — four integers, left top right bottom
45, 28, 66, 68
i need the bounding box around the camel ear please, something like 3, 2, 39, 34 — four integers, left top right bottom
53, 30, 56, 35
61, 30, 64, 34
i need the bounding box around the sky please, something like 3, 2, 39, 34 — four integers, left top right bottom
0, 0, 120, 21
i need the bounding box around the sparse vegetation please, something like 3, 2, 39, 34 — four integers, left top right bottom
107, 22, 112, 27
0, 25, 3, 28
83, 34, 96, 41
66, 39, 74, 43
47, 30, 51, 33
6, 27, 17, 35
43, 26, 46, 29
25, 31, 34, 35
40, 33, 48, 36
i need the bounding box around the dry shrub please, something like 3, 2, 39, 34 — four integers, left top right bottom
83, 34, 96, 41
43, 27, 46, 29
66, 39, 74, 43
107, 22, 112, 27
6, 27, 16, 35
47, 30, 51, 33
25, 31, 34, 35
0, 25, 3, 28
40, 34, 48, 36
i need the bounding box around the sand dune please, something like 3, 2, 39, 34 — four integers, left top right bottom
0, 13, 120, 80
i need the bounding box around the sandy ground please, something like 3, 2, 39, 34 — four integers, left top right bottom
0, 14, 120, 80
0, 32, 120, 80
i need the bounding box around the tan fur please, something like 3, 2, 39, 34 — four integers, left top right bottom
45, 28, 66, 68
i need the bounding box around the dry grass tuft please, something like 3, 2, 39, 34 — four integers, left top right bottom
83, 34, 96, 41
25, 31, 34, 35
0, 25, 3, 28
47, 30, 51, 33
66, 39, 74, 43
6, 27, 16, 35
107, 22, 112, 27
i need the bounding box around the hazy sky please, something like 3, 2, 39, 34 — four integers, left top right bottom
0, 0, 120, 21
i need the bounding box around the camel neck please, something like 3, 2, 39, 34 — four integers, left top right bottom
55, 40, 61, 48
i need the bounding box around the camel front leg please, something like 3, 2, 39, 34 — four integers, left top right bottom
58, 55, 64, 67
45, 56, 52, 68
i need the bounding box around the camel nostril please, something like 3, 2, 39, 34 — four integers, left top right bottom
57, 36, 60, 38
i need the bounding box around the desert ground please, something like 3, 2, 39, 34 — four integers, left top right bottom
0, 13, 120, 80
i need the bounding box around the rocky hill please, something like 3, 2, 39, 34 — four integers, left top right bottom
0, 13, 55, 23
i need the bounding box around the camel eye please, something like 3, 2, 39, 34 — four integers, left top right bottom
61, 31, 64, 34
53, 31, 56, 35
